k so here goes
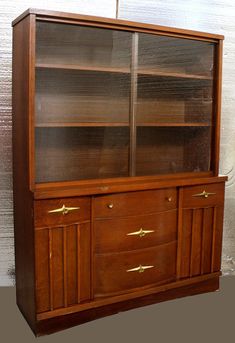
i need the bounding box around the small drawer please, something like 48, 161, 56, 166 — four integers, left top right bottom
95, 210, 177, 253
93, 188, 177, 219
94, 241, 177, 298
34, 197, 90, 227
181, 183, 225, 208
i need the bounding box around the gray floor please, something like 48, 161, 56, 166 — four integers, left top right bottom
1, 276, 234, 342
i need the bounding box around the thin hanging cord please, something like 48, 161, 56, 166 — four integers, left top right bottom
116, 0, 119, 19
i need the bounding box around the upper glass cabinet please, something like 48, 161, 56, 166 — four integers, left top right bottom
34, 21, 215, 184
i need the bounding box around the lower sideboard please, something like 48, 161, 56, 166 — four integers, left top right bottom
15, 178, 226, 336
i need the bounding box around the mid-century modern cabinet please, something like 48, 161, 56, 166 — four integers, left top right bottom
12, 9, 227, 336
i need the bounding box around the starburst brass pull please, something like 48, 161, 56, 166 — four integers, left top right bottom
48, 204, 80, 215
127, 228, 155, 238
126, 265, 154, 273
192, 190, 216, 198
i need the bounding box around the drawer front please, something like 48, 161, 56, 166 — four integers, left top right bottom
34, 197, 90, 227
93, 188, 177, 218
182, 183, 225, 208
94, 241, 177, 297
95, 210, 177, 253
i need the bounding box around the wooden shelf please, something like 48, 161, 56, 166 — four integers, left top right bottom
137, 122, 211, 127
138, 69, 212, 80
36, 63, 212, 80
35, 122, 129, 127
35, 122, 210, 128
36, 63, 130, 75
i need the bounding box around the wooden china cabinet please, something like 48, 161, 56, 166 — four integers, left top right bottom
12, 9, 226, 336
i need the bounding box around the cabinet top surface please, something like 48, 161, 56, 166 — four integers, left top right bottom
12, 8, 224, 41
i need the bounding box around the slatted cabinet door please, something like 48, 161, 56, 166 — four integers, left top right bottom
34, 198, 91, 314
178, 183, 225, 279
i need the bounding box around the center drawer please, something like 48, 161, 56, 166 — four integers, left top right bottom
94, 241, 177, 298
93, 188, 177, 218
94, 209, 177, 253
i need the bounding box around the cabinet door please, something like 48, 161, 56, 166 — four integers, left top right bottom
35, 198, 91, 314
35, 22, 131, 183
135, 34, 215, 176
178, 183, 225, 279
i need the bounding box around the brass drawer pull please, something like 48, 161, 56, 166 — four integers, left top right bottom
127, 265, 154, 273
127, 228, 155, 238
192, 190, 216, 198
48, 204, 80, 215
107, 203, 114, 209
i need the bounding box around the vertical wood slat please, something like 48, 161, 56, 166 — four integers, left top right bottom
77, 224, 81, 303
48, 228, 53, 311
129, 32, 138, 176
211, 206, 217, 272
200, 208, 206, 275
190, 208, 203, 277
176, 188, 183, 279
63, 227, 68, 308
189, 209, 196, 277
178, 208, 193, 279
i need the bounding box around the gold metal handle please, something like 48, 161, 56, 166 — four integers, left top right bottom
192, 190, 216, 198
127, 228, 155, 238
48, 204, 80, 215
107, 203, 114, 209
127, 265, 154, 273
167, 197, 172, 202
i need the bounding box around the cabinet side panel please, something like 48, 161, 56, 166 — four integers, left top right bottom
12, 15, 36, 331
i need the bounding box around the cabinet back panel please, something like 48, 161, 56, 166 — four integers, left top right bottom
35, 127, 129, 182
136, 127, 211, 176
35, 69, 130, 125
36, 21, 132, 68
137, 76, 213, 124
138, 33, 215, 77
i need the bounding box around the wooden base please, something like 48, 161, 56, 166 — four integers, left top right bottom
34, 276, 219, 336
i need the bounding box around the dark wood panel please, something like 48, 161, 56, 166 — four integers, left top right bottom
182, 182, 225, 208
12, 14, 36, 332
34, 197, 90, 227
94, 242, 177, 297
93, 188, 177, 218
94, 210, 177, 253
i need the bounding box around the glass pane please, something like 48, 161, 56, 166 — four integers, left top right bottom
136, 127, 211, 176
35, 22, 131, 183
136, 34, 215, 175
